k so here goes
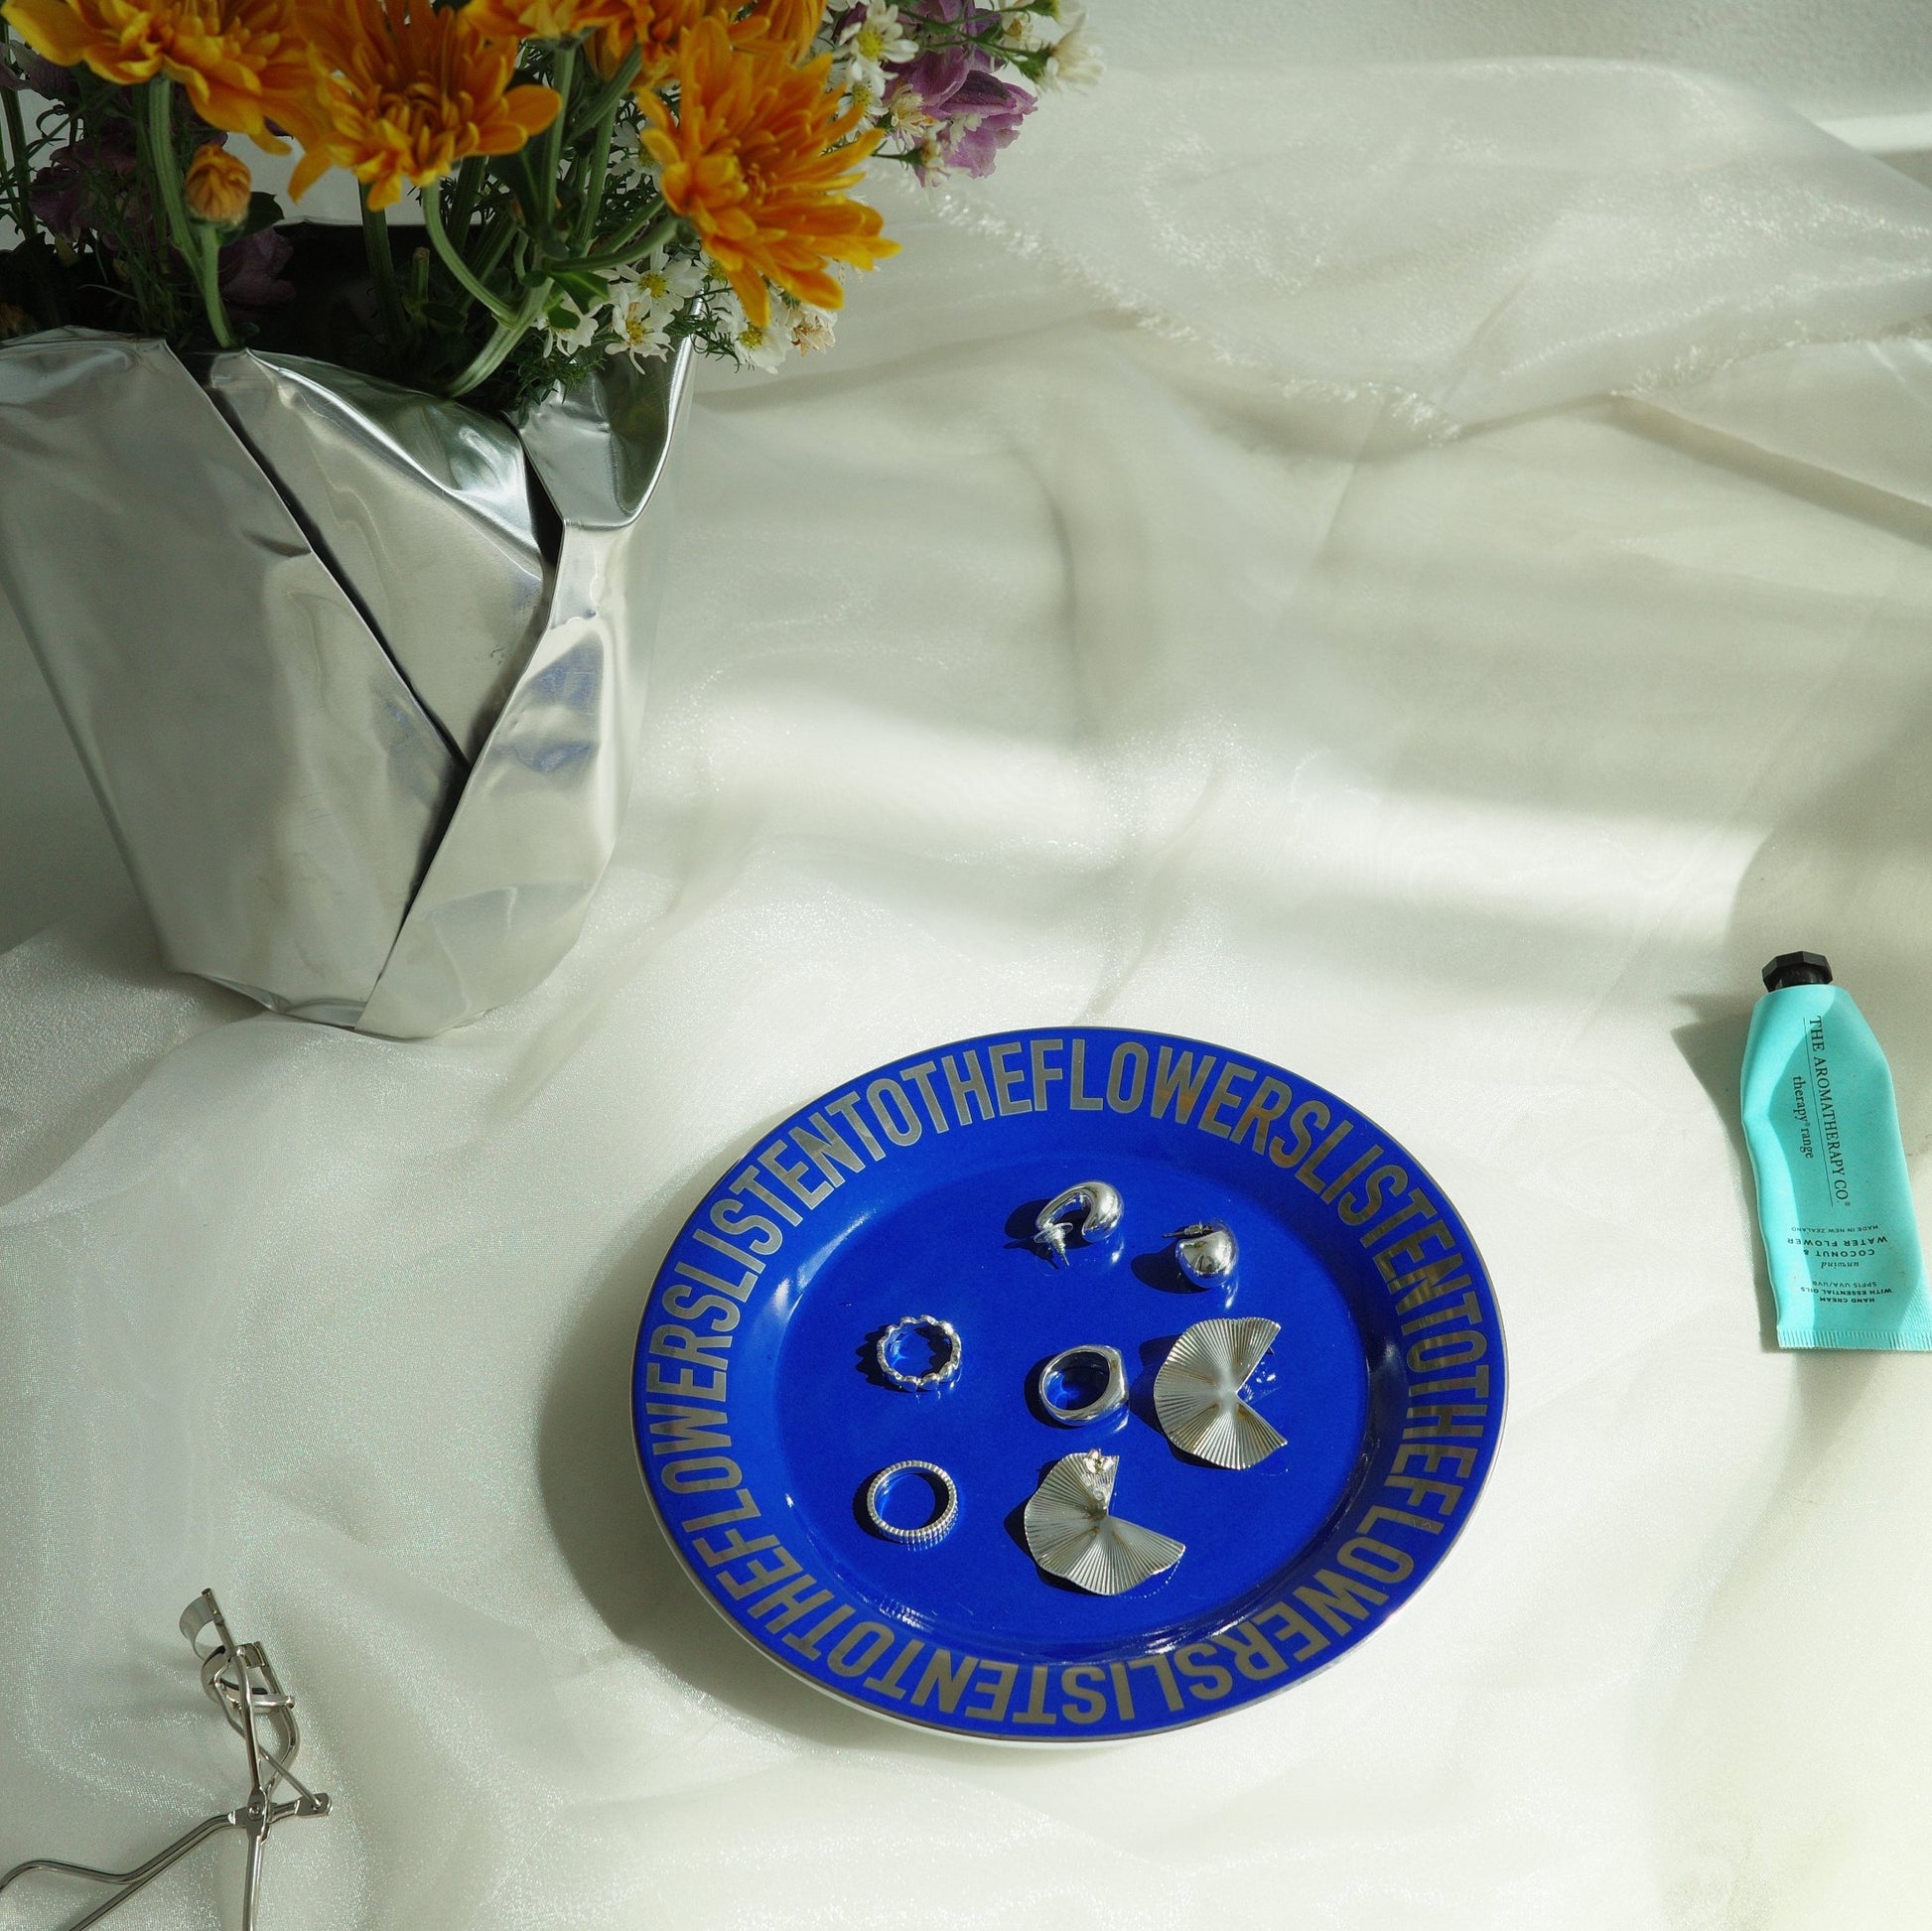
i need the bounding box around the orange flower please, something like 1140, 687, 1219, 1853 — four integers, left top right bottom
461, 0, 626, 42
184, 140, 251, 222
1, 0, 311, 149
587, 0, 719, 89
730, 0, 822, 61
641, 18, 896, 328
588, 0, 817, 92
287, 0, 561, 211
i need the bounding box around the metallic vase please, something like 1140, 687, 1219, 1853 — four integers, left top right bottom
0, 328, 692, 1037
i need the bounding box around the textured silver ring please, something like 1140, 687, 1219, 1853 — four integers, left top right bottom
1037, 1343, 1127, 1425
864, 1461, 959, 1546
875, 1314, 962, 1391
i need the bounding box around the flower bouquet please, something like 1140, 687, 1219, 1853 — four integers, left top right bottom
0, 0, 1095, 1036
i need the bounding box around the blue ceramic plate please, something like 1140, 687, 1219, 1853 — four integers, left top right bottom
633, 1027, 1504, 1740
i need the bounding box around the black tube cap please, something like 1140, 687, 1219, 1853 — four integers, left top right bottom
1762, 951, 1833, 992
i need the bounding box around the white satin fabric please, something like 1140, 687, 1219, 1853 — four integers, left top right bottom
8, 49, 1932, 1931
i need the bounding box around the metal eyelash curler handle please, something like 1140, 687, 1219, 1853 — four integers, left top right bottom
0, 1589, 332, 1931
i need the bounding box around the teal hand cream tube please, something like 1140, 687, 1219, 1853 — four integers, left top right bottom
1741, 952, 1932, 1349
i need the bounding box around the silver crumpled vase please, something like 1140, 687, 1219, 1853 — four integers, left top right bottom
0, 327, 692, 1037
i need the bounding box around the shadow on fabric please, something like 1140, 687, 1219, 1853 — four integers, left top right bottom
534, 1118, 1045, 1759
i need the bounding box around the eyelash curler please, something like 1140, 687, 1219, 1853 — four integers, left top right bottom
0, 1590, 331, 1930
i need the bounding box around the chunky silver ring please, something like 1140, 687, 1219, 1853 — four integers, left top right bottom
1037, 1343, 1128, 1426
875, 1314, 962, 1391
864, 1461, 959, 1546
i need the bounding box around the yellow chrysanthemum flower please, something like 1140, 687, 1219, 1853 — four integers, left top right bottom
1, 0, 310, 149
641, 17, 896, 328
587, 0, 718, 89
184, 140, 252, 222
588, 0, 820, 93
286, 0, 561, 211
461, 0, 626, 43
731, 0, 823, 62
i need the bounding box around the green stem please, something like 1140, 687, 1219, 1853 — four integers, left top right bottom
552, 207, 674, 276
192, 222, 236, 349
566, 46, 641, 140
445, 277, 549, 398
570, 94, 620, 253
421, 181, 517, 327
1, 49, 36, 236
141, 79, 194, 259
1, 46, 60, 321
448, 154, 487, 245
510, 148, 547, 229
535, 41, 575, 258
471, 210, 518, 286
358, 188, 412, 352
142, 78, 234, 348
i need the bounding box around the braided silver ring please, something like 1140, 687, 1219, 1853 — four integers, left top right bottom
875, 1314, 962, 1391
1037, 1343, 1128, 1425
864, 1461, 959, 1546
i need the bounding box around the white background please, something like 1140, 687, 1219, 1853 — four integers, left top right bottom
8, 13, 1932, 1931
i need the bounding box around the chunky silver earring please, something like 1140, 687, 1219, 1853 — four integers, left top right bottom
1033, 1180, 1124, 1266
1172, 1220, 1237, 1288
1023, 1449, 1184, 1594
1153, 1317, 1286, 1469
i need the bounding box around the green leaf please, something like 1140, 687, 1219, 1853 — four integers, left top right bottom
547, 266, 609, 311
239, 192, 284, 238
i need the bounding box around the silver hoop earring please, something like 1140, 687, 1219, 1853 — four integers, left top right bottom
1033, 1180, 1124, 1266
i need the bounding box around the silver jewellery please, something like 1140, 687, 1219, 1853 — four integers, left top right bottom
1173, 1220, 1238, 1288
864, 1460, 959, 1546
0, 1590, 330, 1931
1034, 1180, 1124, 1266
875, 1314, 962, 1392
1023, 1449, 1185, 1594
1154, 1317, 1287, 1470
1036, 1343, 1127, 1426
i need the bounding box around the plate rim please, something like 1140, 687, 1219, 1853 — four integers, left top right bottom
632, 1023, 1507, 1741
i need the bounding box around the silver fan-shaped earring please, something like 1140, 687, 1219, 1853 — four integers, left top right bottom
1033, 1180, 1124, 1266
1172, 1220, 1237, 1288
1153, 1317, 1287, 1470
1022, 1449, 1185, 1594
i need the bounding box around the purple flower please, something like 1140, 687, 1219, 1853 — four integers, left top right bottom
218, 226, 295, 311
892, 43, 1035, 180
2, 46, 79, 99
30, 124, 140, 245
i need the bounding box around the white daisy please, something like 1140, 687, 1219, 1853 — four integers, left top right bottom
787, 304, 836, 354
714, 287, 790, 372
543, 295, 604, 353
999, 8, 1049, 52
1040, 1, 1102, 90
884, 82, 938, 148
607, 121, 652, 192
837, 0, 916, 99
608, 248, 705, 366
